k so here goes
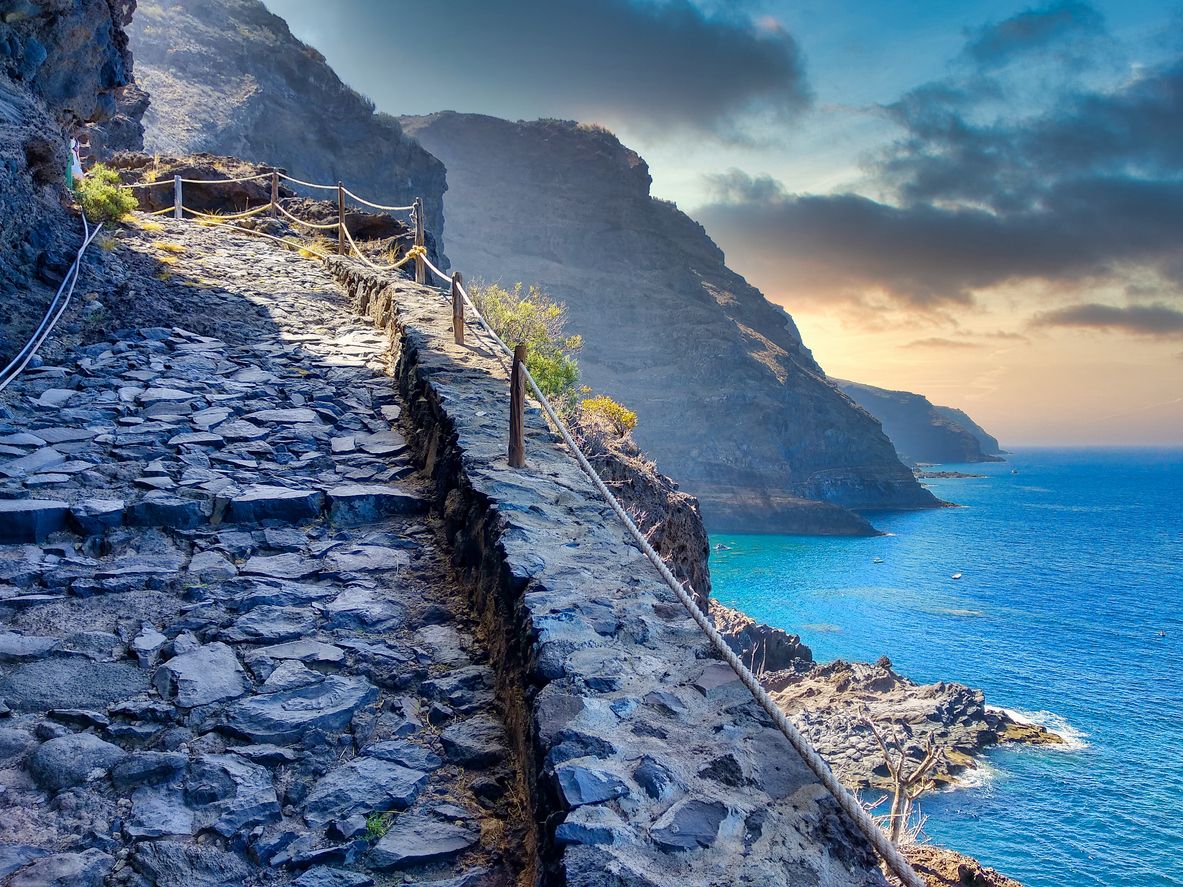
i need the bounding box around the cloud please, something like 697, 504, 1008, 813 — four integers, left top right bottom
961, 2, 1107, 71
697, 170, 1183, 306
1030, 303, 1183, 336
695, 4, 1183, 314
904, 338, 984, 349
263, 0, 810, 140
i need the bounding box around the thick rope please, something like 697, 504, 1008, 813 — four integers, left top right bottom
344, 225, 425, 273
178, 172, 271, 185
275, 203, 341, 230
0, 215, 102, 391
418, 255, 924, 887
277, 172, 340, 191
182, 203, 271, 221
342, 187, 415, 213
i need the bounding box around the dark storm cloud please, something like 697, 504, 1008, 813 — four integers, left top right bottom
1031, 303, 1183, 337
698, 171, 1183, 305
961, 1, 1106, 70
696, 3, 1183, 312
271, 0, 809, 139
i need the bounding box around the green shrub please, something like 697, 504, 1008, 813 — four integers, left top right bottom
75, 163, 137, 223
581, 395, 637, 435
470, 282, 583, 413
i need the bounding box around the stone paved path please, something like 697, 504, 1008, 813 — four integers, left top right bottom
0, 222, 520, 886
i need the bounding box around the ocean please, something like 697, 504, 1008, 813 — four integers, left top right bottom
709, 449, 1183, 887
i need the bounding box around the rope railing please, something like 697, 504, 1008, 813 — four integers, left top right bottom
276, 172, 340, 191
275, 202, 341, 230
415, 254, 925, 887
342, 186, 416, 213
1, 214, 102, 392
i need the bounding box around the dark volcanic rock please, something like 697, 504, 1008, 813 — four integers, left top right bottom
370, 814, 479, 871
6, 848, 114, 887
27, 732, 128, 791
153, 642, 246, 707
225, 674, 378, 744
401, 112, 938, 532
440, 715, 507, 767
0, 498, 68, 543
710, 601, 813, 672
302, 757, 429, 827
131, 840, 253, 887
934, 405, 1005, 457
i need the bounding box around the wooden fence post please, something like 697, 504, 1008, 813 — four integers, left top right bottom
413, 197, 425, 285
337, 181, 346, 256
270, 170, 279, 218
451, 271, 464, 346
509, 344, 527, 468
173, 175, 182, 220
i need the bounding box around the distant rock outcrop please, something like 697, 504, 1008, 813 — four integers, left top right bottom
934, 405, 1005, 456
403, 112, 938, 533
836, 380, 1004, 465
126, 0, 447, 256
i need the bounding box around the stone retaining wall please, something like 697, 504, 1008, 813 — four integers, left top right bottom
326, 258, 889, 887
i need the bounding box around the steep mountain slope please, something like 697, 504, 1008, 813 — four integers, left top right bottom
127, 0, 446, 253
836, 380, 1003, 464
403, 112, 938, 532
935, 404, 1005, 456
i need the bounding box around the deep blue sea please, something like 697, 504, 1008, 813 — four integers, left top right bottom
709, 449, 1183, 887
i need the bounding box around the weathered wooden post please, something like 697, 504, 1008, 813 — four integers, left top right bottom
509, 344, 527, 468
337, 181, 346, 256
270, 170, 279, 218
451, 271, 464, 346
173, 175, 182, 220
413, 197, 425, 285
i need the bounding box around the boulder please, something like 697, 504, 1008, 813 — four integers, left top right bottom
6, 849, 114, 887
27, 732, 129, 792
131, 840, 252, 887
440, 715, 507, 767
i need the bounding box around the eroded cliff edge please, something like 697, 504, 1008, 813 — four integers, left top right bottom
329, 259, 890, 887
402, 112, 939, 533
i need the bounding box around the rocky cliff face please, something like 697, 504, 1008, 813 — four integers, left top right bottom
402, 112, 938, 533
126, 0, 447, 254
837, 380, 1003, 465
0, 0, 136, 364
934, 405, 1005, 456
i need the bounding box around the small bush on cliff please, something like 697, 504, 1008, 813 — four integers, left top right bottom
75, 164, 137, 223
581, 394, 637, 435
470, 282, 582, 412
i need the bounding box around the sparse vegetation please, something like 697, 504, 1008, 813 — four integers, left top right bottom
469, 281, 582, 414
581, 394, 637, 435
75, 163, 137, 223
364, 811, 392, 840
129, 218, 165, 233
154, 242, 186, 254
470, 281, 638, 434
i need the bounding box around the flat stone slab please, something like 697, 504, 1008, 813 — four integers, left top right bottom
0, 498, 68, 542
326, 484, 428, 527
225, 674, 378, 744
68, 498, 124, 535
153, 642, 246, 707
303, 757, 429, 827
227, 485, 325, 524
370, 814, 479, 870
253, 640, 346, 665
245, 407, 319, 424
0, 632, 59, 663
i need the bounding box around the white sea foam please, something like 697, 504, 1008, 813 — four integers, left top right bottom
942, 758, 999, 792
991, 705, 1090, 751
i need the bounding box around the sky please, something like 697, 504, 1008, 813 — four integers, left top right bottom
263, 0, 1183, 446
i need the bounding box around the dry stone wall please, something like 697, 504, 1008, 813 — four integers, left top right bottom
327, 258, 890, 887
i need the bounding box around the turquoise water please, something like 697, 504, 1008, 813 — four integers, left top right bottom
709, 449, 1183, 887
